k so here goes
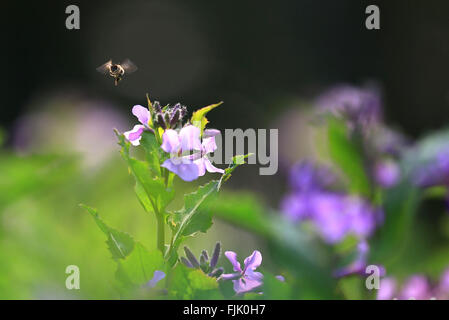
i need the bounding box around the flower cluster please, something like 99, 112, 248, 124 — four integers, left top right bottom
124, 102, 223, 181
316, 84, 406, 188
281, 161, 382, 244
378, 268, 449, 300
316, 84, 382, 131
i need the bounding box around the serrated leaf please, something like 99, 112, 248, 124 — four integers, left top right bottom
168, 180, 219, 244
82, 204, 135, 260
191, 102, 223, 134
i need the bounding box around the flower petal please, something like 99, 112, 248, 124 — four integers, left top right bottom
132, 105, 150, 126
245, 269, 263, 282
233, 278, 263, 295
220, 273, 241, 281
161, 159, 199, 182
124, 124, 145, 146
202, 136, 218, 154
161, 129, 180, 153
179, 125, 202, 152
194, 158, 207, 177
203, 129, 221, 138
204, 157, 224, 174
224, 251, 242, 273
243, 250, 262, 271
147, 270, 166, 288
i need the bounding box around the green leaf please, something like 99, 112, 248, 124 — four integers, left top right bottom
116, 242, 165, 287
205, 192, 270, 236
166, 154, 249, 264
327, 117, 371, 196
116, 130, 174, 212
168, 180, 220, 258
128, 158, 174, 211
81, 204, 135, 260
191, 102, 223, 134
167, 264, 219, 299
260, 273, 291, 300
140, 131, 162, 177
337, 276, 365, 300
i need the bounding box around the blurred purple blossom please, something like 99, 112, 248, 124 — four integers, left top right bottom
377, 268, 449, 300
281, 161, 382, 244
13, 93, 129, 169
146, 270, 166, 288
221, 250, 264, 295
413, 149, 449, 188
316, 84, 382, 130
288, 161, 335, 192
377, 277, 397, 300
373, 159, 400, 188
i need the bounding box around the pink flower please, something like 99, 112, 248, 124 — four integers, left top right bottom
193, 129, 224, 177
160, 125, 202, 182
124, 105, 152, 146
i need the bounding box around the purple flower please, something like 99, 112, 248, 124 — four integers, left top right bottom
124, 105, 153, 146
316, 84, 382, 130
377, 274, 436, 300
146, 270, 166, 288
288, 161, 334, 192
221, 250, 264, 295
413, 149, 449, 188
298, 193, 379, 244
435, 268, 449, 299
281, 161, 381, 244
275, 275, 285, 282
160, 125, 202, 181
373, 159, 400, 188
399, 275, 431, 300
377, 277, 397, 300
192, 129, 224, 176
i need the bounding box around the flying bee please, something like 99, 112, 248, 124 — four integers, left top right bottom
96, 59, 138, 86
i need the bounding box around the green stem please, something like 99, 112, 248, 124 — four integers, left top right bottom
156, 212, 165, 253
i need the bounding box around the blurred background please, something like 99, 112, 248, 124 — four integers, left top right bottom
2, 0, 449, 299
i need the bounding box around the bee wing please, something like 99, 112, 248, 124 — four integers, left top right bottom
96, 59, 112, 74
121, 59, 138, 74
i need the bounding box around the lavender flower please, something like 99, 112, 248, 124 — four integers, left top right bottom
288, 161, 335, 192
377, 277, 397, 300
192, 129, 224, 176
399, 275, 432, 300
413, 149, 449, 188
316, 84, 382, 130
160, 125, 202, 181
146, 270, 166, 288
376, 269, 449, 300
221, 250, 264, 295
373, 159, 400, 188
124, 105, 153, 146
